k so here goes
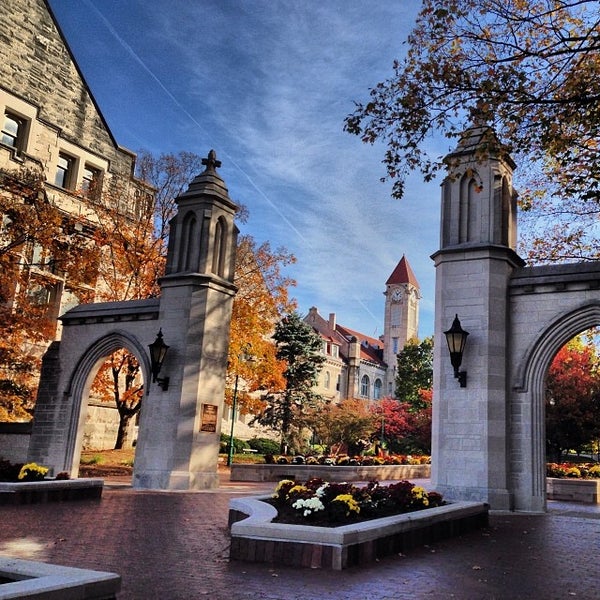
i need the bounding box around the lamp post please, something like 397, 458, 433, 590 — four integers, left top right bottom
444, 314, 469, 387
227, 372, 240, 467
226, 345, 254, 467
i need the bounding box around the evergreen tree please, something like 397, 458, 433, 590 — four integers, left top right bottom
395, 337, 433, 410
254, 311, 325, 453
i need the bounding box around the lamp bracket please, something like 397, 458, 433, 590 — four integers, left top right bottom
155, 376, 169, 391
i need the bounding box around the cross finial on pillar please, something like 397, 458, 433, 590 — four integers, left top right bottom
201, 149, 221, 172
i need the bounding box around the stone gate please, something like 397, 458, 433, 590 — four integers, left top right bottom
27, 151, 239, 490
432, 126, 600, 512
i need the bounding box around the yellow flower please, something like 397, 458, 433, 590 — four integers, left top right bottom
18, 462, 49, 481
411, 486, 430, 507
333, 494, 360, 515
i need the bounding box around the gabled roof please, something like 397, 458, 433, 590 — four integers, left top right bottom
336, 324, 386, 367
386, 255, 419, 288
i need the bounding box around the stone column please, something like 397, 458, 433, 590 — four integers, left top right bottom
133, 151, 239, 490
431, 127, 523, 510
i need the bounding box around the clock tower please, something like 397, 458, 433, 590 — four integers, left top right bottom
383, 255, 420, 396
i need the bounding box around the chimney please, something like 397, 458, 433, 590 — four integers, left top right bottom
328, 313, 336, 329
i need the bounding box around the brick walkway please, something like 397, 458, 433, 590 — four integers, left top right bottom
1, 474, 599, 599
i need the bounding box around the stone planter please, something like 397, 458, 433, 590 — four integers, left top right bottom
0, 478, 103, 505
0, 556, 120, 599
230, 463, 430, 482
546, 478, 600, 504
229, 495, 488, 570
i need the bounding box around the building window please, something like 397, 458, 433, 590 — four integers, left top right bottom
30, 243, 59, 275
392, 337, 399, 354
336, 374, 340, 391
361, 374, 370, 398
1, 112, 26, 152
324, 371, 330, 389
374, 379, 382, 399
331, 345, 339, 358
54, 153, 75, 189
81, 164, 101, 199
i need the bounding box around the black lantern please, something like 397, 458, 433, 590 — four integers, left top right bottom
444, 314, 469, 388
148, 329, 170, 391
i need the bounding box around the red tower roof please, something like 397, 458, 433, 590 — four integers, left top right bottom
386, 255, 419, 288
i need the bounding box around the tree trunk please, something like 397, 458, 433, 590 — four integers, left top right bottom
114, 412, 134, 450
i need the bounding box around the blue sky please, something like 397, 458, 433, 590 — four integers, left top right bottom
48, 0, 448, 339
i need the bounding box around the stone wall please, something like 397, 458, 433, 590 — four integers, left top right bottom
0, 422, 31, 463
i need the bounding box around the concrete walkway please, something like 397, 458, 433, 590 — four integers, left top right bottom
0, 473, 599, 599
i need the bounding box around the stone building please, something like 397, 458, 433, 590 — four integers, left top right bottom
305, 255, 420, 401
0, 0, 151, 324
0, 0, 152, 418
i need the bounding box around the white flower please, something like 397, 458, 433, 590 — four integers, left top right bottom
316, 483, 329, 498
292, 497, 325, 516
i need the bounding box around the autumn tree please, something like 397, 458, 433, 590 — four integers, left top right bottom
345, 0, 600, 262
254, 311, 325, 453
395, 337, 433, 410
371, 393, 432, 455
0, 168, 98, 420
303, 398, 376, 455
226, 236, 296, 416
545, 339, 600, 462
89, 152, 297, 448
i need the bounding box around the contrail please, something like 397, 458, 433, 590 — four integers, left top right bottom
82, 0, 307, 243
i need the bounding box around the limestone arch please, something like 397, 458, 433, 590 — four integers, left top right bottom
64, 329, 152, 475
513, 301, 600, 508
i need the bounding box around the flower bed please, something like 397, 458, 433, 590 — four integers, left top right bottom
229, 478, 489, 569
269, 478, 443, 526
546, 463, 600, 504
0, 459, 103, 505
0, 478, 104, 505
267, 453, 430, 466
230, 463, 430, 482
546, 462, 600, 479
0, 556, 120, 598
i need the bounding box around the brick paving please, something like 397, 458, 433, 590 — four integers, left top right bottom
1, 474, 599, 599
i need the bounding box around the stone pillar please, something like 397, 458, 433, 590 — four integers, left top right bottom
133, 151, 239, 490
431, 126, 523, 510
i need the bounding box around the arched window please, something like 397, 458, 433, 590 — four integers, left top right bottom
374, 378, 382, 399
324, 371, 330, 389
361, 374, 370, 398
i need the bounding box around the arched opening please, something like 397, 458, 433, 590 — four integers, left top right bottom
82, 349, 143, 454
514, 303, 600, 509
64, 330, 151, 478
545, 327, 600, 465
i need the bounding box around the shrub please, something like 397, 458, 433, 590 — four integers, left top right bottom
247, 437, 279, 455
80, 454, 104, 465
219, 433, 248, 454
0, 459, 23, 482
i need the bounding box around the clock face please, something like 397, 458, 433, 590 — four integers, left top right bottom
391, 288, 402, 302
